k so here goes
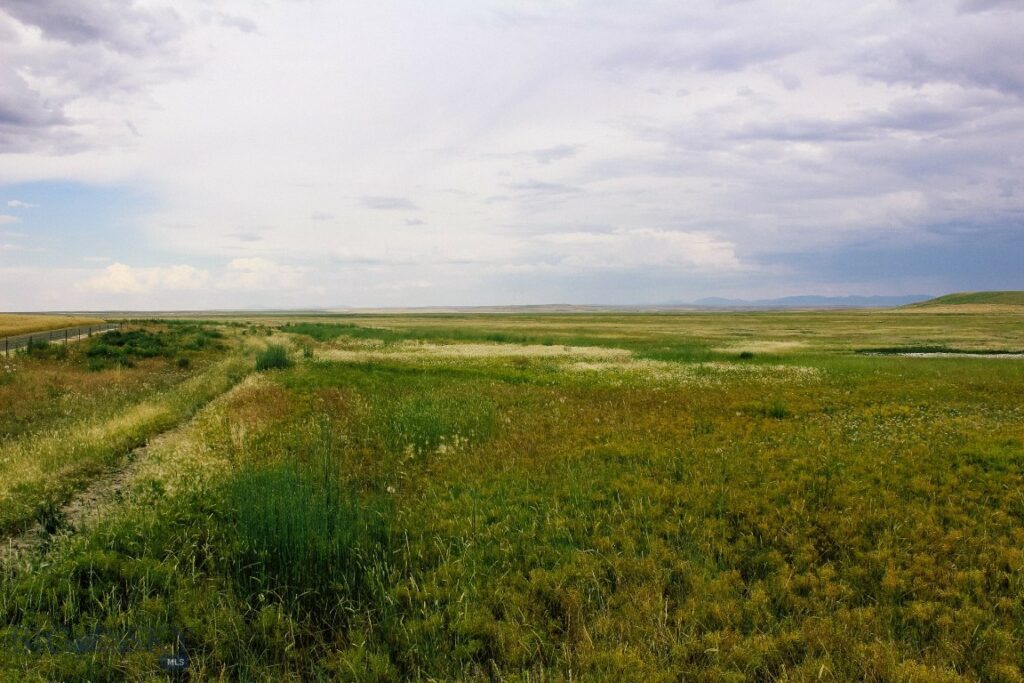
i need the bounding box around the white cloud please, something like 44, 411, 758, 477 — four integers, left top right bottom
0, 215, 20, 224
535, 229, 743, 271
83, 262, 210, 293
219, 257, 303, 291
1, 1, 1022, 306
6, 200, 37, 208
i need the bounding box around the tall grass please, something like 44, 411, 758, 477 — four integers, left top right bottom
255, 344, 292, 371
376, 394, 496, 455
227, 427, 391, 618
0, 354, 250, 534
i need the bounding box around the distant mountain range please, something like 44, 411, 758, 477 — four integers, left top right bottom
689, 294, 933, 308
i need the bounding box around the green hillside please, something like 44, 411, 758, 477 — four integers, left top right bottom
911, 291, 1024, 307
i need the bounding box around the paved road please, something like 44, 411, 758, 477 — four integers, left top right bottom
1, 323, 120, 355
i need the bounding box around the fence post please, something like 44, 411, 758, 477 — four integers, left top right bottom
65, 329, 68, 346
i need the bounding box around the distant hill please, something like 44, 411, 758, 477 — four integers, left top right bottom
910, 291, 1024, 308
692, 294, 932, 309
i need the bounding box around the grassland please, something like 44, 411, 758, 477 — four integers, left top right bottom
0, 314, 105, 338
1, 309, 1023, 680
905, 291, 1024, 315
912, 291, 1024, 307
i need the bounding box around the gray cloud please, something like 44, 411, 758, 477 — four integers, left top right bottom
958, 0, 1023, 13
1, 0, 184, 54
0, 1, 203, 153
604, 24, 803, 74
736, 98, 987, 142
854, 15, 1024, 97
360, 196, 418, 210
509, 180, 583, 196
1, 1, 1022, 307
530, 145, 580, 164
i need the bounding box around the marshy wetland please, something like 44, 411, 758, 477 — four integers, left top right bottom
1, 306, 1023, 681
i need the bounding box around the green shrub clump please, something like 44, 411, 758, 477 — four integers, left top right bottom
23, 337, 68, 360
85, 329, 170, 368
255, 344, 292, 371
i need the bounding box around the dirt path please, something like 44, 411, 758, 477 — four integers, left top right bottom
0, 371, 252, 567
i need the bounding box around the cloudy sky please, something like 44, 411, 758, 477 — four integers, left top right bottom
1, 0, 1021, 310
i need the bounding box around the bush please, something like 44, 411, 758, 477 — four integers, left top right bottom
23, 337, 68, 360
86, 330, 169, 369
255, 345, 292, 371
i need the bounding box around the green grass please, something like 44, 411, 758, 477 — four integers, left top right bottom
228, 442, 392, 618
255, 344, 293, 371
2, 313, 1024, 680
911, 290, 1024, 307
282, 321, 555, 346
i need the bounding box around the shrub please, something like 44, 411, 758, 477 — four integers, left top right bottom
23, 337, 68, 360
255, 345, 292, 371
85, 329, 170, 369
738, 351, 755, 360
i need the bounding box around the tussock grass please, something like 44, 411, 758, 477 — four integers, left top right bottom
255, 344, 292, 371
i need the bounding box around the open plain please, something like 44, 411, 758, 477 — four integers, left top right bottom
1, 305, 1023, 681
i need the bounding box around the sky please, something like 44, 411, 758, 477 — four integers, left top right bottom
0, 0, 1021, 311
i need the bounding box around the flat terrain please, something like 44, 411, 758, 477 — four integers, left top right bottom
0, 314, 105, 339
1, 310, 1023, 680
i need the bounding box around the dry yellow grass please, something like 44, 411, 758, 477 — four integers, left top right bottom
0, 314, 104, 338
320, 340, 631, 363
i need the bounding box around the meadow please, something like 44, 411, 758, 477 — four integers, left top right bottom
1, 305, 1023, 681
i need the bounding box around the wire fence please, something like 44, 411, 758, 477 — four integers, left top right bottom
1, 323, 121, 357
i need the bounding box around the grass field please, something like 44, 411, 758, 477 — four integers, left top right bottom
1, 309, 1023, 680
910, 291, 1024, 307
0, 314, 105, 338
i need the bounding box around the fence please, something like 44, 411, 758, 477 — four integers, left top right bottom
2, 323, 121, 357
